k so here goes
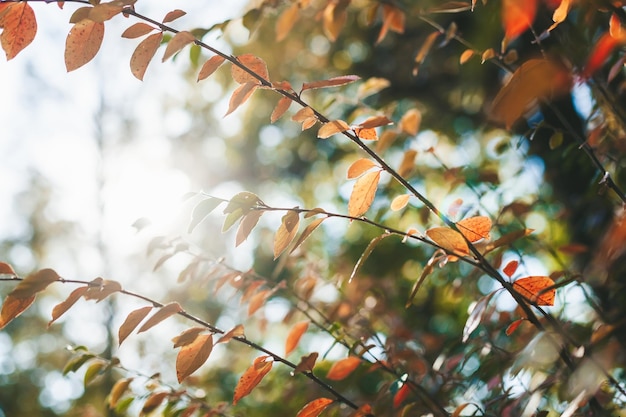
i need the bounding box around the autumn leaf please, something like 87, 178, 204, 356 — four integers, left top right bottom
399, 109, 421, 136
350, 233, 391, 283
274, 210, 300, 259
582, 32, 624, 79
456, 216, 492, 242
83, 279, 122, 302
138, 301, 183, 333
176, 333, 213, 382
502, 0, 537, 41
48, 286, 88, 327
353, 127, 378, 140
162, 9, 186, 24
129, 32, 163, 81
271, 96, 292, 123
108, 377, 133, 408
65, 19, 105, 72
397, 149, 417, 177
172, 327, 206, 348
503, 260, 519, 277
121, 22, 155, 39
290, 217, 326, 254
294, 352, 318, 374
462, 292, 496, 342
88, 3, 123, 23
217, 324, 245, 344
348, 170, 381, 217
236, 210, 264, 247
188, 197, 222, 233
547, 0, 570, 32
248, 289, 271, 316
318, 120, 350, 139
426, 227, 470, 256
276, 3, 299, 42
233, 356, 273, 404
513, 276, 556, 306
0, 262, 15, 275
322, 0, 348, 41
347, 158, 377, 179
9, 268, 59, 299
118, 305, 152, 345
459, 49, 474, 64
326, 356, 360, 380
296, 398, 334, 417
0, 294, 35, 329
413, 31, 439, 75
292, 107, 318, 130
357, 115, 393, 129
197, 55, 226, 82
231, 54, 269, 85
162, 30, 195, 62
285, 321, 309, 356
377, 5, 405, 44
506, 318, 526, 336
302, 75, 360, 92
141, 392, 168, 415
225, 82, 258, 116
0, 2, 37, 60
390, 194, 410, 211
393, 383, 411, 408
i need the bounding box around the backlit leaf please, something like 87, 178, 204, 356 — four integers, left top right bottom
176, 333, 213, 382
188, 197, 222, 233
162, 9, 186, 24
290, 217, 326, 254
197, 55, 226, 81
326, 356, 360, 380
274, 210, 300, 259
459, 49, 474, 64
462, 292, 496, 342
292, 107, 317, 130
121, 22, 155, 39
317, 120, 350, 139
0, 2, 37, 60
129, 32, 163, 81
393, 383, 411, 408
172, 327, 205, 348
502, 0, 537, 41
302, 75, 360, 92
296, 398, 334, 417
377, 4, 405, 44
48, 286, 88, 327
118, 306, 152, 345
0, 262, 15, 275
138, 301, 183, 333
426, 227, 470, 256
271, 96, 292, 123
354, 127, 378, 140
84, 361, 105, 386
582, 32, 622, 79
350, 233, 391, 283
83, 279, 122, 302
162, 30, 195, 62
348, 170, 381, 217
548, 0, 570, 31
357, 77, 390, 98
513, 276, 555, 306
357, 115, 393, 129
217, 324, 245, 344
413, 31, 439, 75
225, 82, 258, 116
0, 294, 35, 329
397, 149, 417, 178
276, 3, 299, 42
457, 216, 492, 242
322, 1, 347, 41
65, 19, 105, 72
347, 158, 377, 179
233, 356, 273, 404
610, 13, 624, 39
88, 3, 123, 22
506, 318, 526, 335
248, 289, 271, 316
399, 109, 421, 136
231, 54, 269, 84
9, 268, 59, 299
236, 210, 264, 247
503, 260, 519, 277
390, 194, 410, 211
285, 321, 309, 356
108, 378, 133, 408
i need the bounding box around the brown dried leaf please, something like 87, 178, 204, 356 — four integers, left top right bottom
118, 306, 152, 345
0, 262, 16, 275
236, 210, 264, 247
225, 82, 258, 116
88, 3, 123, 22
326, 356, 360, 380
130, 32, 163, 81
217, 324, 245, 344
290, 217, 326, 254
274, 210, 300, 259
0, 2, 37, 60
9, 268, 59, 299
426, 227, 470, 256
231, 54, 269, 84
108, 377, 133, 408
162, 30, 195, 62
248, 289, 271, 316
65, 19, 105, 72
172, 327, 206, 348
138, 302, 183, 333
233, 356, 273, 404
162, 9, 186, 24
456, 216, 492, 242
0, 294, 35, 329
302, 75, 360, 92
348, 170, 381, 217
48, 286, 88, 327
271, 96, 292, 123
176, 333, 213, 382
296, 398, 334, 417
276, 3, 299, 42
285, 321, 309, 356
121, 23, 155, 39
197, 55, 226, 81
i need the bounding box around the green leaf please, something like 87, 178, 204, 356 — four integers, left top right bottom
222, 207, 244, 233
84, 361, 106, 386
63, 354, 95, 375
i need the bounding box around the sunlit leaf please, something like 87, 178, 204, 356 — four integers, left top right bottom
582, 32, 623, 79
138, 302, 183, 333
347, 158, 377, 179
88, 3, 123, 22
172, 327, 205, 348
397, 149, 417, 177
225, 81, 258, 116
481, 48, 496, 63
456, 216, 492, 242
162, 9, 186, 24
9, 268, 59, 299
231, 54, 269, 84
141, 392, 168, 415
235, 210, 264, 247
0, 2, 37, 60
302, 75, 360, 92
0, 294, 35, 329
390, 194, 410, 211
197, 55, 226, 81
118, 306, 152, 345
162, 30, 195, 62
48, 286, 88, 327
248, 289, 271, 316
296, 398, 334, 417
506, 318, 526, 336
513, 276, 556, 306
271, 96, 292, 123
426, 227, 470, 256
547, 0, 570, 32
393, 383, 411, 408
292, 107, 318, 130
233, 356, 273, 404
462, 292, 496, 342
502, 0, 537, 41
399, 109, 421, 136
503, 260, 519, 277
276, 3, 299, 42
217, 324, 245, 344
376, 5, 405, 44
326, 356, 360, 380
108, 378, 133, 408
348, 170, 381, 217
285, 321, 309, 356
176, 333, 213, 382
413, 31, 439, 75
83, 279, 122, 302
290, 217, 326, 254
357, 77, 390, 98
318, 120, 350, 139
121, 22, 155, 39
460, 49, 474, 64
274, 210, 300, 259
84, 360, 105, 386
129, 32, 163, 81
65, 19, 105, 72
357, 115, 393, 129
322, 0, 348, 41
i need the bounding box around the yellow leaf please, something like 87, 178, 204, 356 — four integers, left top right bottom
317, 120, 350, 139
197, 55, 226, 81
65, 19, 105, 72
347, 158, 377, 179
129, 32, 163, 81
274, 210, 300, 259
426, 227, 470, 256
326, 356, 360, 380
162, 30, 195, 62
456, 216, 492, 242
176, 333, 213, 382
390, 194, 410, 211
513, 276, 556, 306
233, 356, 273, 404
285, 321, 309, 356
118, 306, 152, 346
399, 109, 421, 136
348, 170, 380, 217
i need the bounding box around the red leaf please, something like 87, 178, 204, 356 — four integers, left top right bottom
65, 19, 105, 72
285, 321, 309, 356
233, 356, 273, 404
302, 75, 360, 92
326, 356, 360, 380
505, 318, 526, 336
582, 31, 622, 79
502, 0, 537, 41
130, 32, 163, 81
296, 398, 334, 417
393, 383, 411, 408
0, 3, 37, 60
503, 260, 519, 277
513, 276, 556, 306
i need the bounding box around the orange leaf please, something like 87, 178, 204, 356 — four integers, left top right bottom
138, 301, 183, 333
347, 158, 377, 179
9, 268, 59, 299
296, 398, 334, 417
276, 3, 300, 42
399, 109, 421, 136
271, 96, 292, 123
176, 333, 213, 382
326, 356, 360, 380
505, 318, 526, 335
162, 9, 186, 24
456, 216, 492, 242
582, 32, 622, 79
351, 404, 373, 417
610, 13, 624, 40
322, 1, 347, 41
88, 3, 123, 22
233, 356, 273, 404
513, 276, 555, 306
348, 170, 380, 217
197, 55, 226, 81
225, 82, 258, 116
460, 49, 474, 64
290, 217, 326, 254
318, 120, 350, 139
414, 31, 439, 72
274, 210, 300, 259
0, 294, 35, 329
172, 327, 205, 348
292, 107, 317, 130
502, 0, 537, 41
129, 32, 163, 80
118, 306, 152, 345
503, 260, 519, 277
108, 377, 133, 408
121, 22, 155, 39
65, 19, 105, 72
548, 0, 570, 31
162, 30, 195, 62
83, 279, 121, 302
217, 324, 245, 344
376, 5, 405, 45
354, 127, 378, 140
302, 75, 360, 92
390, 194, 410, 211
285, 321, 309, 356
425, 227, 470, 256
248, 289, 271, 316
231, 54, 269, 84
397, 149, 417, 177
0, 3, 36, 60
357, 115, 393, 129
393, 383, 411, 408
48, 286, 88, 327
